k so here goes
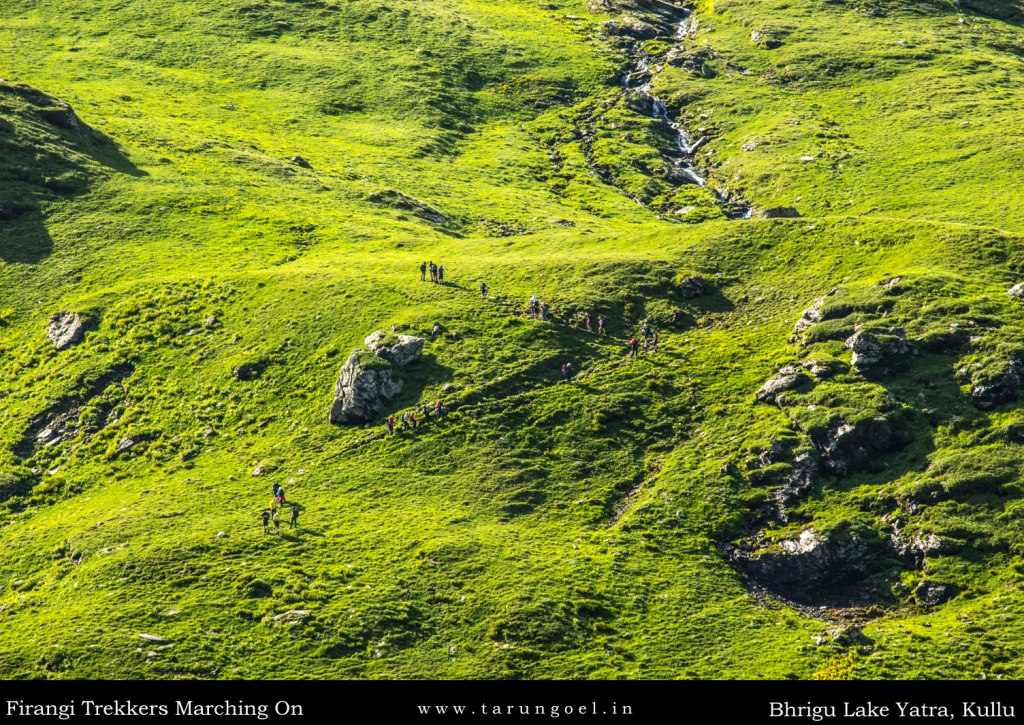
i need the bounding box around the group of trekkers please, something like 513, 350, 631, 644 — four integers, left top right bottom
526, 294, 551, 321
260, 482, 300, 534
385, 398, 449, 436
420, 261, 446, 284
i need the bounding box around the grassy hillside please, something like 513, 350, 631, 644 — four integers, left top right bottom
0, 0, 1022, 679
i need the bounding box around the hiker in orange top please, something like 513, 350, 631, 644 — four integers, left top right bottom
628, 336, 640, 359
386, 415, 396, 435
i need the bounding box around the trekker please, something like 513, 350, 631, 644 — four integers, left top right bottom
431, 322, 443, 339
289, 504, 300, 529
386, 415, 396, 435
597, 314, 606, 335
420, 261, 427, 282
429, 262, 438, 283
540, 302, 549, 321
435, 399, 447, 418
583, 311, 593, 332
273, 483, 285, 506
438, 265, 445, 284
272, 508, 280, 533
480, 281, 488, 298
628, 336, 640, 358
650, 330, 660, 353
261, 509, 271, 534
408, 410, 418, 429
561, 362, 574, 380
528, 294, 539, 318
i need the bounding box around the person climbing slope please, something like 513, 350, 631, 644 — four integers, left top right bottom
480, 281, 489, 298
272, 508, 281, 534
419, 261, 427, 282
261, 509, 271, 534
289, 504, 300, 529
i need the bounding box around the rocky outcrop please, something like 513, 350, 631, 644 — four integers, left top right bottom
728, 528, 879, 603
970, 360, 1022, 409
329, 331, 425, 424
756, 364, 811, 404
844, 327, 913, 374
791, 296, 826, 341
47, 311, 87, 350
1009, 282, 1024, 301
810, 414, 910, 476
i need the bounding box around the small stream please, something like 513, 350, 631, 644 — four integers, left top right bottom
619, 6, 751, 219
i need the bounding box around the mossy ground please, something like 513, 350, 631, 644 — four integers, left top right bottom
0, 0, 1023, 679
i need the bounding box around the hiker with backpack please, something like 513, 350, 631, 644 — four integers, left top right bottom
419, 261, 427, 282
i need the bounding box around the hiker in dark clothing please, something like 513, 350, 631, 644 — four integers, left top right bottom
560, 362, 574, 380
273, 483, 285, 506
597, 314, 607, 335
386, 415, 396, 435
261, 509, 271, 534
437, 265, 445, 284
628, 336, 640, 359
431, 322, 443, 339
540, 302, 549, 321
420, 262, 427, 282
429, 262, 438, 283
272, 508, 281, 533
528, 295, 539, 318
583, 311, 593, 332
480, 281, 489, 298
434, 399, 447, 418
289, 504, 300, 529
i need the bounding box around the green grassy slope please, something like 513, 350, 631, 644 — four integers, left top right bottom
0, 0, 1022, 679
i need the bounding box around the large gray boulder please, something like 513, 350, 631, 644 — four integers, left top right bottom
47, 311, 86, 350
363, 330, 424, 367
329, 351, 403, 424
1008, 282, 1024, 301
329, 331, 426, 424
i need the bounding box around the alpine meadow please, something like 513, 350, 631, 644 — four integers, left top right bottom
2, 0, 1024, 681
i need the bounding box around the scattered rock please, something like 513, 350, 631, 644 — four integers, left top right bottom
773, 450, 821, 515
756, 364, 811, 404
290, 155, 312, 169
801, 358, 847, 379
138, 633, 171, 644
791, 297, 826, 340
47, 312, 87, 351
915, 581, 957, 606
363, 331, 425, 367
677, 275, 711, 299
750, 28, 785, 49
271, 609, 312, 626
831, 624, 871, 646
970, 360, 1022, 409
844, 328, 913, 374
1008, 282, 1024, 301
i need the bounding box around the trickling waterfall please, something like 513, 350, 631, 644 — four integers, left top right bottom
618, 6, 752, 219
